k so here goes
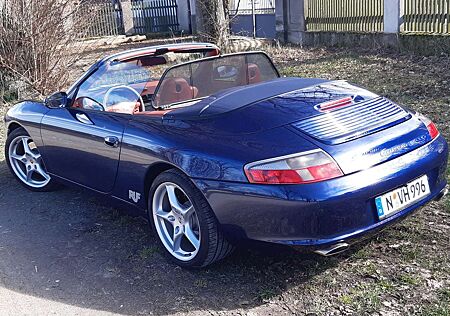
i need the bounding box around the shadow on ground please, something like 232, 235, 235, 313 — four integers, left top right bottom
0, 158, 351, 315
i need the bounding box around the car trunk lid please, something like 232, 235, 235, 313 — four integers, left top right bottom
292, 117, 432, 174
292, 96, 412, 145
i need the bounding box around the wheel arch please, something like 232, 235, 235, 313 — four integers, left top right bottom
7, 122, 25, 136
143, 162, 182, 208
142, 161, 211, 214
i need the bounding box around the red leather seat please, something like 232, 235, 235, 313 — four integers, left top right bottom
235, 63, 263, 86
158, 78, 197, 106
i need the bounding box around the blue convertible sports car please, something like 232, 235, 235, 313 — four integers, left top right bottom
4, 43, 449, 267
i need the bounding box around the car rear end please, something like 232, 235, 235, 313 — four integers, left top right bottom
197, 134, 447, 248
190, 80, 449, 251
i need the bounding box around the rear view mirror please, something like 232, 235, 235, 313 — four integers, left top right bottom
45, 92, 68, 108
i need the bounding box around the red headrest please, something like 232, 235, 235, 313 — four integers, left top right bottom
158, 78, 194, 106
247, 63, 262, 84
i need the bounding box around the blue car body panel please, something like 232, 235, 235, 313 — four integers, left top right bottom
193, 135, 448, 244
4, 52, 448, 250
40, 108, 129, 193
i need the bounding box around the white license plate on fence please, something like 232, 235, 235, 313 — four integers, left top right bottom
375, 175, 430, 220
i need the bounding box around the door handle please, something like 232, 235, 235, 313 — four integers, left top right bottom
104, 136, 120, 148
76, 113, 93, 125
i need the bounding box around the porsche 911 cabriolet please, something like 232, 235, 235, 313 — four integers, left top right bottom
4, 43, 448, 268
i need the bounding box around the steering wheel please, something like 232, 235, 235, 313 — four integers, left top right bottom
103, 85, 145, 114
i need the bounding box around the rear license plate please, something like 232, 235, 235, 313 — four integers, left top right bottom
375, 175, 430, 220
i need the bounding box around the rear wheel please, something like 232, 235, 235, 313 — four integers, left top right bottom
149, 169, 234, 268
5, 127, 57, 192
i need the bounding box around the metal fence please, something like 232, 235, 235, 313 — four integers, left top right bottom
229, 0, 276, 38
229, 0, 276, 15
79, 0, 123, 38
403, 0, 450, 33
131, 0, 179, 34
305, 0, 384, 32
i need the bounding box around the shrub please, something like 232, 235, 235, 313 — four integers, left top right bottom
0, 0, 98, 99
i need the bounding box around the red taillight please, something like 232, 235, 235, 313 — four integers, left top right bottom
245, 169, 302, 184
426, 121, 439, 139
417, 114, 440, 139
306, 162, 343, 180
244, 150, 343, 184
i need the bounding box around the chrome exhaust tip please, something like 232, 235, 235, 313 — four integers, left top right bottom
314, 243, 350, 257
434, 185, 449, 202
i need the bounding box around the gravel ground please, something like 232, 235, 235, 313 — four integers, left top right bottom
0, 43, 449, 316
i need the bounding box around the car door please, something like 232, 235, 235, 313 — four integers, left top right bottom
40, 107, 128, 193
39, 57, 152, 193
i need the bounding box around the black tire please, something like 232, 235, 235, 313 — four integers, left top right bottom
5, 127, 59, 192
148, 169, 234, 268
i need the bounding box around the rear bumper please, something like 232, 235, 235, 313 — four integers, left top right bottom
193, 135, 448, 246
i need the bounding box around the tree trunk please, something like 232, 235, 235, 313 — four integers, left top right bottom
196, 0, 230, 51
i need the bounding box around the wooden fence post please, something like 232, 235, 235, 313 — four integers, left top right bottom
384, 0, 401, 33
120, 0, 134, 35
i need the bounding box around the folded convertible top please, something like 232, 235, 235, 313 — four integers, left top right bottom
164, 77, 329, 119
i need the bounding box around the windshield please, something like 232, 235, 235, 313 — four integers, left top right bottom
73, 51, 211, 114
154, 52, 279, 109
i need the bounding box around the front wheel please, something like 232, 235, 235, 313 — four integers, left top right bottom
5, 127, 58, 192
149, 169, 234, 268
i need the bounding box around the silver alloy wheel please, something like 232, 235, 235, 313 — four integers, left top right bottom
152, 182, 201, 261
8, 135, 51, 188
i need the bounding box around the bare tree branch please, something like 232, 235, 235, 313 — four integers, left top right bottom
0, 0, 104, 99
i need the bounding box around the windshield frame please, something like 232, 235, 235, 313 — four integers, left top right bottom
151, 51, 280, 110
66, 44, 220, 107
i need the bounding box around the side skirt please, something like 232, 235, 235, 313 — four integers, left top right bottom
49, 173, 148, 219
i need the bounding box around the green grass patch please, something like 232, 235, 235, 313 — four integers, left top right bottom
194, 279, 208, 288
139, 246, 159, 259
352, 246, 372, 260
337, 285, 383, 312
398, 274, 420, 286
440, 288, 450, 300
257, 288, 277, 301
339, 294, 353, 305
420, 305, 450, 316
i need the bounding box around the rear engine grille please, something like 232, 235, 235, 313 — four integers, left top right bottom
293, 97, 411, 144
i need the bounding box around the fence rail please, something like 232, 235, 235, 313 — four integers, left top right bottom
50, 0, 450, 39
403, 0, 450, 34
78, 0, 123, 38
131, 0, 179, 34
229, 0, 276, 15
305, 0, 384, 32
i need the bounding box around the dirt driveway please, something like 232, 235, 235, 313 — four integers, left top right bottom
0, 45, 449, 316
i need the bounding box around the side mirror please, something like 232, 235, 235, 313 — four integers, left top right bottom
45, 92, 68, 108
